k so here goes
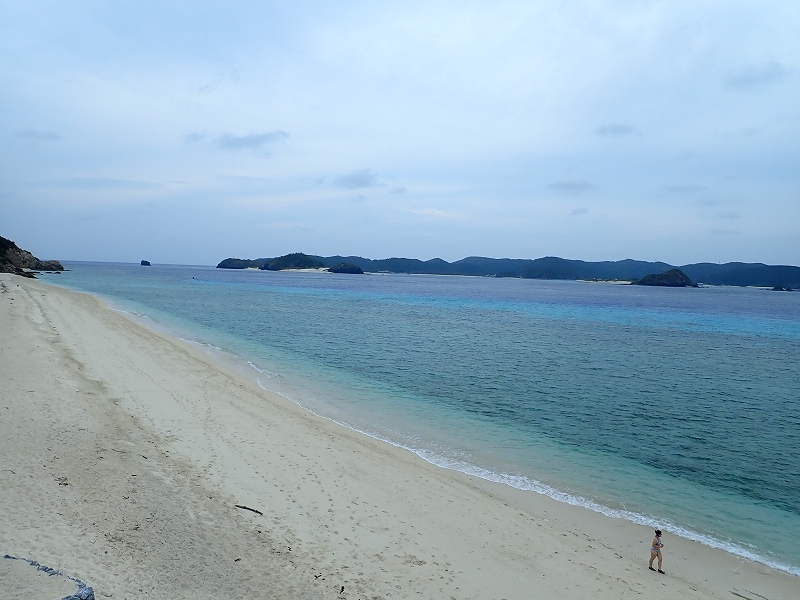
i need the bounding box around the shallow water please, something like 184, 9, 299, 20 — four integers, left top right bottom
46, 262, 800, 574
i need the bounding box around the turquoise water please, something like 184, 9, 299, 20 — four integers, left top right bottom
45, 262, 800, 575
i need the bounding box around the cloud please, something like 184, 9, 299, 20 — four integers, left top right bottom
571, 207, 589, 216
389, 186, 407, 194
15, 130, 61, 141
549, 180, 596, 194
724, 61, 789, 90
595, 123, 636, 137
716, 211, 740, 220
215, 130, 288, 150
409, 208, 461, 219
51, 177, 161, 190
665, 184, 705, 193
184, 132, 206, 144
334, 168, 377, 189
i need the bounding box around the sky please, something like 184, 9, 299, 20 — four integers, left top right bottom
2, 1, 799, 266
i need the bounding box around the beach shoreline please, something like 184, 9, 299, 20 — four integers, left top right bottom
2, 273, 797, 599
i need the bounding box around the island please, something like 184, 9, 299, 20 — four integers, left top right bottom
634, 269, 697, 287
216, 257, 270, 269
328, 262, 364, 274
259, 253, 326, 271
215, 252, 800, 289
141, 260, 151, 266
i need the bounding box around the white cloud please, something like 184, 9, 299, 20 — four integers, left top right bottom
215, 131, 289, 150
334, 169, 377, 189
1, 1, 798, 265
14, 130, 61, 141
549, 180, 596, 194
724, 62, 790, 90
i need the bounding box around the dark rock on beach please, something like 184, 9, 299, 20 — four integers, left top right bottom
328, 262, 364, 274
634, 268, 697, 287
2, 555, 94, 600
0, 235, 64, 277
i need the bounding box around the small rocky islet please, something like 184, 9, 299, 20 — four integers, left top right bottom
633, 268, 698, 287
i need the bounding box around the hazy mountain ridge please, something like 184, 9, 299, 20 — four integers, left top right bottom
217, 253, 800, 288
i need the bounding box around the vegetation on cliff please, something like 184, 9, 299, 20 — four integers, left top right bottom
0, 236, 64, 277
259, 253, 326, 271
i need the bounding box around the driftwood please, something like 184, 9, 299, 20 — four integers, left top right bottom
234, 504, 263, 516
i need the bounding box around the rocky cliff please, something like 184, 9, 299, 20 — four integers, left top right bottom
0, 236, 64, 277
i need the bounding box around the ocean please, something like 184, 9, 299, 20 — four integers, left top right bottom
43, 262, 800, 575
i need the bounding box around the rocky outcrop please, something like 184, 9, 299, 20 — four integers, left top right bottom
2, 554, 94, 600
328, 262, 364, 274
0, 236, 64, 277
141, 260, 151, 266
634, 269, 697, 287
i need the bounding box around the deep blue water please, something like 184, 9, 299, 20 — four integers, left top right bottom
44, 262, 800, 574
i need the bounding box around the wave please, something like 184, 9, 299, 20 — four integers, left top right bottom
244, 361, 800, 577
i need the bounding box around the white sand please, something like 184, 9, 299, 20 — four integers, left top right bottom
1, 273, 797, 600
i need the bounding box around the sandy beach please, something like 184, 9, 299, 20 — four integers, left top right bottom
1, 273, 797, 600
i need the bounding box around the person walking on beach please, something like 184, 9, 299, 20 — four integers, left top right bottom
648, 529, 665, 573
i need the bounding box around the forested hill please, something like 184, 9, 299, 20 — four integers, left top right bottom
216, 254, 800, 289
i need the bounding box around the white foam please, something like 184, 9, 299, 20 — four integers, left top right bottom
247, 361, 280, 381
307, 420, 800, 577
177, 337, 223, 352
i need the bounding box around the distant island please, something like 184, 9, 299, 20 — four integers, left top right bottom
328, 262, 364, 274
1, 235, 64, 277
141, 260, 151, 266
634, 269, 697, 287
216, 252, 799, 289
260, 253, 326, 271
